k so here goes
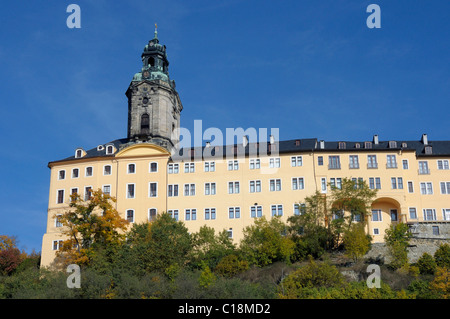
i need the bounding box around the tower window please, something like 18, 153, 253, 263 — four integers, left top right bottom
148, 57, 155, 67
141, 114, 150, 134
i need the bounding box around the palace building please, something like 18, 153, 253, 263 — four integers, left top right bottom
40, 31, 450, 268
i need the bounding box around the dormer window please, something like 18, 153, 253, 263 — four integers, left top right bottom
364, 142, 372, 149
338, 142, 346, 149
389, 141, 397, 148
97, 145, 104, 151
425, 146, 433, 155
106, 145, 114, 155
75, 148, 84, 158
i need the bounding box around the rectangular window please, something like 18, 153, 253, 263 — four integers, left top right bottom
168, 209, 179, 221
271, 205, 283, 217
168, 184, 178, 197
184, 162, 195, 173
228, 207, 240, 219
390, 209, 398, 221
103, 185, 111, 195
228, 181, 240, 194
423, 209, 436, 221
127, 184, 135, 198
291, 156, 302, 167
418, 161, 430, 174
292, 177, 304, 190
386, 155, 397, 168
72, 168, 79, 178
443, 209, 450, 221
373, 228, 379, 235
440, 182, 450, 194
432, 226, 440, 236
408, 181, 414, 193
228, 160, 239, 171
371, 209, 382, 222
126, 210, 134, 223
55, 215, 63, 227
269, 179, 281, 191
185, 209, 197, 221
349, 155, 359, 169
249, 180, 261, 193
205, 182, 216, 195
204, 161, 215, 172
103, 165, 111, 175
318, 156, 323, 166
402, 160, 409, 169
57, 190, 64, 204
250, 205, 262, 218
437, 160, 449, 170
420, 182, 433, 195
184, 184, 195, 196
409, 208, 417, 219
128, 163, 136, 174
269, 157, 281, 168
168, 163, 179, 174
391, 177, 403, 189
58, 170, 65, 180
52, 240, 63, 251
149, 162, 158, 172
204, 208, 216, 220
85, 167, 93, 177
249, 158, 260, 169
367, 155, 377, 169
147, 183, 157, 197
148, 208, 157, 222
321, 178, 327, 193
84, 187, 92, 201
328, 156, 341, 169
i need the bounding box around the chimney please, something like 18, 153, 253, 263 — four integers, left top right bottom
421, 134, 428, 145
269, 135, 275, 144
243, 135, 248, 147
373, 135, 379, 145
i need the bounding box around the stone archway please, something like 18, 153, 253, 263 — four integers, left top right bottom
369, 197, 402, 243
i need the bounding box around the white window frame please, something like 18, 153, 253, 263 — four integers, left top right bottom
437, 160, 449, 170
228, 181, 240, 194
72, 168, 79, 179
271, 204, 283, 217
125, 209, 134, 223
291, 156, 302, 167
149, 162, 158, 173
205, 182, 216, 195
204, 161, 215, 172
443, 208, 450, 221
371, 209, 382, 222
102, 184, 111, 196
269, 179, 281, 192
149, 182, 158, 198
168, 163, 179, 174
440, 181, 450, 194
56, 189, 65, 204
127, 163, 136, 174
250, 205, 263, 218
168, 184, 179, 197
269, 157, 281, 168
228, 160, 239, 171
103, 165, 112, 176
58, 170, 66, 180
85, 166, 93, 177
420, 182, 433, 195
184, 162, 195, 173
127, 184, 135, 199
423, 209, 437, 221
409, 207, 417, 220
249, 158, 260, 169
148, 208, 157, 221
184, 183, 195, 196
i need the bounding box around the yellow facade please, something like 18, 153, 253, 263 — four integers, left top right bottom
41, 138, 450, 268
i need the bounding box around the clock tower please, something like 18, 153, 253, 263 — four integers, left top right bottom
125, 26, 183, 151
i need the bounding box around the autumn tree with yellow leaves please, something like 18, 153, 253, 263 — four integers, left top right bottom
53, 189, 129, 268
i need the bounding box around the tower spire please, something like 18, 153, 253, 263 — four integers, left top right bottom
154, 23, 158, 39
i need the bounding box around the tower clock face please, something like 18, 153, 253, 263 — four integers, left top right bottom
143, 70, 150, 78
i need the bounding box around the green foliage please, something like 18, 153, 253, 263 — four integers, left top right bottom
189, 226, 236, 269
214, 254, 249, 277
278, 258, 346, 298
343, 223, 371, 262
416, 253, 437, 275
384, 223, 412, 270
240, 216, 295, 267
198, 262, 216, 288
434, 243, 450, 269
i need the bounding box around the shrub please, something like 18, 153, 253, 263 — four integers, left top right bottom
434, 243, 450, 269
416, 253, 437, 275
214, 254, 249, 277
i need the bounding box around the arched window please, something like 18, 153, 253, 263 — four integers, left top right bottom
148, 57, 155, 67
141, 114, 149, 134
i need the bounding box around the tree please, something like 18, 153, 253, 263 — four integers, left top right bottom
384, 223, 412, 269
240, 216, 295, 267
0, 235, 17, 251
434, 243, 450, 269
343, 223, 371, 262
54, 189, 129, 267
416, 253, 437, 275
328, 178, 378, 232
126, 213, 192, 274
189, 226, 236, 269
0, 248, 22, 276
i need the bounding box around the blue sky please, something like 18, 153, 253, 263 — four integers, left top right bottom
0, 0, 449, 253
